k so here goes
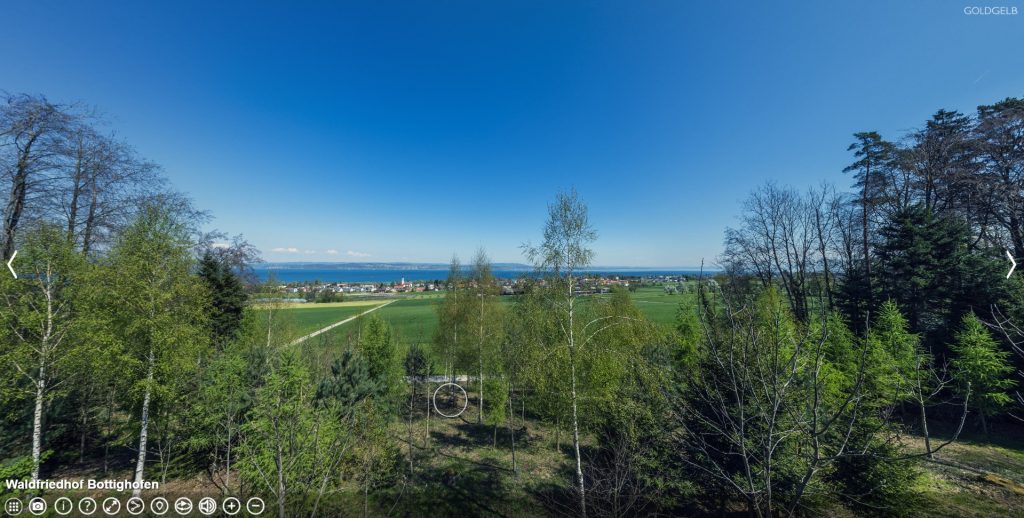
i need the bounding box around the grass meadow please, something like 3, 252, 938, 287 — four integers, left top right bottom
265, 300, 387, 336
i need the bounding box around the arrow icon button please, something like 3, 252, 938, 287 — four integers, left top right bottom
5, 250, 15, 279
1008, 249, 1017, 279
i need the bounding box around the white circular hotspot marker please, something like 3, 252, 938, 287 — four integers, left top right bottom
432, 382, 469, 418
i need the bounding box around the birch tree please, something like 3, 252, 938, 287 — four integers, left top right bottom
468, 248, 502, 424
0, 223, 88, 480
99, 205, 208, 497
522, 188, 598, 517
433, 256, 466, 395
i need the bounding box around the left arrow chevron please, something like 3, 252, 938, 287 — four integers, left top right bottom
6, 250, 15, 279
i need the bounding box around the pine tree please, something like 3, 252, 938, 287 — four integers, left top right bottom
316, 348, 381, 415
950, 312, 1016, 434
359, 314, 400, 402
871, 300, 921, 401
198, 251, 246, 349
875, 205, 967, 343
844, 131, 895, 309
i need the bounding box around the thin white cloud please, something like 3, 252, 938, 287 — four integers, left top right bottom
211, 242, 230, 249
346, 250, 371, 258
326, 249, 339, 255
303, 249, 316, 254
271, 247, 300, 253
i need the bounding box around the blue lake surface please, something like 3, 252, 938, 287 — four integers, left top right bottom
253, 268, 712, 283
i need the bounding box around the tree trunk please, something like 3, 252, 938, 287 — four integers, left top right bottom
362, 459, 370, 518
861, 168, 872, 297
2, 136, 36, 261
67, 140, 85, 242
570, 359, 586, 517
508, 391, 517, 475
104, 389, 114, 474
814, 207, 833, 310
133, 348, 155, 499
556, 415, 561, 452
408, 390, 415, 475
450, 322, 458, 403
568, 288, 587, 517
273, 409, 286, 518
31, 367, 46, 481
478, 298, 484, 424
918, 396, 932, 459
79, 406, 88, 464
81, 179, 99, 255
225, 420, 233, 491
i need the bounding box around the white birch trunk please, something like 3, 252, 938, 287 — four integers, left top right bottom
133, 348, 155, 498
478, 296, 484, 424
568, 283, 586, 517
31, 369, 46, 481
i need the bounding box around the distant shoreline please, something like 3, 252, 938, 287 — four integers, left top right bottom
252, 266, 717, 284
254, 261, 714, 272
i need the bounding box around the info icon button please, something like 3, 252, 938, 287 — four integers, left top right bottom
53, 497, 74, 516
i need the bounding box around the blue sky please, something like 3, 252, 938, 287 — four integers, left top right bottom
1, 1, 1021, 266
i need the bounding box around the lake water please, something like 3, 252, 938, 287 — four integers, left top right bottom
252, 268, 712, 284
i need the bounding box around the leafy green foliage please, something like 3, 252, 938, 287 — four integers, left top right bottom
238, 350, 344, 513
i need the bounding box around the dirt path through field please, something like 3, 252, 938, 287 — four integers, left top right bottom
289, 299, 397, 345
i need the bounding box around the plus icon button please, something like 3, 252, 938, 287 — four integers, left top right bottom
222, 497, 242, 516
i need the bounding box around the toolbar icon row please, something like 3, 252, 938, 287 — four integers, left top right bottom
3, 496, 264, 516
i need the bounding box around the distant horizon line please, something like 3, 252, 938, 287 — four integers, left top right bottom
254, 261, 720, 271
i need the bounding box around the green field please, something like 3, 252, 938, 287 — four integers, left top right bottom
274, 302, 385, 336
600, 285, 693, 326
313, 286, 691, 353
329, 297, 487, 347
356, 297, 444, 345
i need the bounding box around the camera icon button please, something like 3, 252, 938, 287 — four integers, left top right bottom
27, 497, 47, 516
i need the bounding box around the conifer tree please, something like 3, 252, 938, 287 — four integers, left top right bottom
951, 312, 1016, 434
198, 251, 246, 349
